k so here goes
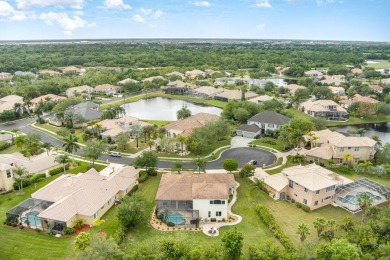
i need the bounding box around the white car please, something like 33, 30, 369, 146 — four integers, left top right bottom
110, 152, 121, 157
294, 147, 302, 151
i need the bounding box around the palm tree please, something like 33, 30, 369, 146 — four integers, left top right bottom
11, 128, 19, 143
13, 103, 23, 115
93, 123, 103, 136
343, 153, 354, 165
297, 223, 310, 243
193, 157, 206, 174
371, 135, 382, 148
55, 154, 71, 173
53, 145, 60, 155
24, 99, 32, 114
357, 128, 366, 137
130, 124, 143, 148
309, 133, 319, 149
13, 167, 29, 193
278, 128, 290, 150
176, 135, 186, 152
14, 135, 27, 150
146, 140, 156, 151
326, 158, 335, 168
313, 217, 327, 238
113, 105, 125, 118
327, 219, 337, 238
357, 193, 373, 221
34, 104, 44, 122
41, 142, 52, 156
62, 134, 80, 164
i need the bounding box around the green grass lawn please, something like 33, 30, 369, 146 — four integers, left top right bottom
364, 60, 390, 69
251, 137, 284, 151
0, 145, 19, 154
145, 120, 172, 127
331, 166, 390, 188
326, 115, 390, 127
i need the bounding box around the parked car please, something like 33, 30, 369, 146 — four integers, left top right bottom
110, 152, 121, 157
248, 160, 257, 165
294, 147, 302, 151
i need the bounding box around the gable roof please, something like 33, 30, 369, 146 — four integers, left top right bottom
155, 172, 235, 201
214, 89, 258, 100
67, 101, 102, 120
94, 84, 122, 92
236, 124, 261, 133
164, 112, 219, 136
248, 111, 290, 125
31, 94, 66, 104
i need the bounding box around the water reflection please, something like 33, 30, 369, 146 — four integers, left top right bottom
336, 122, 390, 145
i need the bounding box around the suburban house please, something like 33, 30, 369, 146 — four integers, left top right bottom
369, 85, 383, 93
350, 68, 363, 75
320, 79, 344, 86
299, 100, 349, 121
0, 72, 13, 80
61, 66, 84, 75
0, 152, 59, 176
0, 133, 13, 145
303, 129, 377, 164
382, 78, 390, 85
214, 77, 246, 86
248, 95, 273, 104
328, 86, 345, 95
285, 84, 306, 96
214, 89, 257, 102
0, 163, 14, 192
155, 172, 236, 224
165, 112, 219, 137
94, 84, 122, 95
236, 111, 290, 138
67, 101, 103, 121
39, 70, 61, 76
91, 115, 151, 138
205, 69, 219, 76
166, 71, 185, 79
262, 164, 349, 210
249, 78, 287, 88
142, 76, 165, 82
117, 78, 139, 85
161, 80, 196, 94
6, 166, 139, 233
304, 70, 324, 78
189, 86, 224, 99
0, 95, 24, 113
30, 94, 66, 110
66, 85, 94, 98
340, 94, 379, 109
185, 70, 206, 79
14, 71, 37, 77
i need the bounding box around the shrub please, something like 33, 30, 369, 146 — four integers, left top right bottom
93, 219, 105, 227
0, 141, 9, 151
138, 171, 148, 183
301, 204, 311, 213
295, 202, 302, 208
74, 219, 84, 229
113, 226, 126, 244
146, 168, 157, 176
49, 164, 70, 176
127, 184, 138, 195
64, 227, 76, 234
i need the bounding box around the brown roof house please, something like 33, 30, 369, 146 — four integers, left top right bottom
165, 112, 219, 138
185, 70, 206, 79
369, 85, 383, 93
92, 115, 151, 138
0, 95, 24, 113
155, 172, 236, 224
61, 66, 85, 75
189, 86, 224, 99
340, 94, 379, 109
94, 84, 122, 95
285, 84, 306, 96
5, 166, 139, 233
161, 80, 196, 94
262, 164, 350, 210
31, 94, 66, 110
66, 85, 94, 98
299, 100, 349, 121
303, 129, 377, 164
214, 89, 258, 102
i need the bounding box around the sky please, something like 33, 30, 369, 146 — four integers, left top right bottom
0, 0, 389, 41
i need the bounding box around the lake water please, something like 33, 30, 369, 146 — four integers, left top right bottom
121, 97, 223, 121
336, 123, 390, 145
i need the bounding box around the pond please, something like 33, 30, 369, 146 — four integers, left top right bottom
121, 97, 223, 121
336, 123, 390, 145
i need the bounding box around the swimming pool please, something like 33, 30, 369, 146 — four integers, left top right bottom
338, 192, 381, 205
26, 211, 41, 227
164, 212, 186, 225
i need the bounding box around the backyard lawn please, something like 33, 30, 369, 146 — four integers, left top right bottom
251, 137, 285, 151
0, 145, 19, 154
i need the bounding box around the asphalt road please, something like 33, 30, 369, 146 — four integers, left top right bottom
0, 118, 277, 170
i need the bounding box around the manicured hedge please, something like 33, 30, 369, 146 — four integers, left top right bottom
49, 164, 70, 176
255, 204, 296, 252
295, 202, 311, 213
138, 171, 148, 183
0, 141, 9, 151
13, 173, 46, 190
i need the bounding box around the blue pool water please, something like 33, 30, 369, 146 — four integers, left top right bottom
165, 212, 186, 225
26, 211, 41, 227
338, 192, 381, 205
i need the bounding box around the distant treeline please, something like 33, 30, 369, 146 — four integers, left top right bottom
0, 42, 389, 72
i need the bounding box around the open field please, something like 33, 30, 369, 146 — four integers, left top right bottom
364, 60, 390, 69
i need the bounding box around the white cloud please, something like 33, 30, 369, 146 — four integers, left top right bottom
16, 0, 85, 10
154, 10, 164, 18
252, 0, 272, 8
0, 1, 26, 21
256, 24, 266, 30
103, 0, 131, 10
192, 1, 211, 7
139, 8, 152, 15
39, 12, 95, 35
132, 14, 144, 23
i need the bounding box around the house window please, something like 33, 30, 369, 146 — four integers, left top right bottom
289, 180, 294, 188
325, 185, 335, 192
94, 212, 98, 219
216, 211, 222, 217
208, 211, 211, 218
303, 199, 307, 205
314, 201, 318, 206
354, 147, 359, 152
304, 188, 308, 193
323, 196, 332, 201
222, 200, 225, 205
340, 147, 344, 152
6, 170, 11, 178
211, 200, 222, 204
210, 200, 214, 204
316, 190, 320, 195
338, 159, 343, 164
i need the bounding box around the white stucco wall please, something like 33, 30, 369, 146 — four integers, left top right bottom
193, 199, 228, 220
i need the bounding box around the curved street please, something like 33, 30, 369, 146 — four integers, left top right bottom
0, 118, 276, 170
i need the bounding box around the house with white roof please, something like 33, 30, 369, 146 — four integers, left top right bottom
66, 85, 94, 98
155, 172, 236, 223
328, 86, 345, 95
185, 70, 206, 79
189, 86, 224, 99
262, 164, 350, 210
299, 100, 349, 121
247, 95, 273, 104
0, 95, 24, 113
214, 89, 257, 102
285, 84, 306, 96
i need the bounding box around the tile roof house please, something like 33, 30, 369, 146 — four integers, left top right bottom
369, 85, 383, 93
248, 95, 273, 104
328, 86, 345, 95
0, 72, 12, 80
91, 115, 151, 138
165, 71, 185, 79
189, 86, 224, 99
320, 79, 345, 86
117, 78, 139, 85
0, 95, 24, 113
350, 68, 363, 75
66, 85, 94, 98
185, 70, 206, 79
142, 76, 165, 82
161, 80, 196, 94
262, 164, 351, 210
214, 77, 247, 86
94, 84, 122, 95
30, 94, 66, 110
24, 166, 139, 232
39, 70, 61, 76
61, 66, 84, 75
285, 84, 306, 96
304, 70, 324, 77
236, 111, 290, 138
0, 152, 59, 175
65, 101, 103, 121
214, 89, 258, 102
340, 94, 379, 108
299, 100, 349, 121
155, 172, 236, 222
303, 129, 377, 164
165, 112, 219, 137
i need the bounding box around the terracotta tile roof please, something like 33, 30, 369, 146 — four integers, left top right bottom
94, 84, 122, 92
285, 84, 306, 95
164, 112, 219, 136
142, 76, 165, 82
351, 68, 363, 75
191, 86, 224, 96
214, 89, 257, 100
369, 85, 383, 90
31, 94, 66, 104
155, 172, 235, 201
39, 70, 61, 76
0, 152, 59, 174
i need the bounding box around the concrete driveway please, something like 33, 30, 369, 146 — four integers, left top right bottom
231, 136, 254, 147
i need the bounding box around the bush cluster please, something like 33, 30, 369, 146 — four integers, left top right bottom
64, 227, 76, 235
255, 204, 296, 252
49, 164, 70, 176
295, 202, 311, 213
146, 168, 157, 176
0, 141, 9, 151
260, 139, 277, 145
13, 173, 46, 190
138, 171, 148, 183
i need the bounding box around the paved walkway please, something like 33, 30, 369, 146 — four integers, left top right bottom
202, 182, 242, 237
230, 136, 254, 147
98, 163, 125, 176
